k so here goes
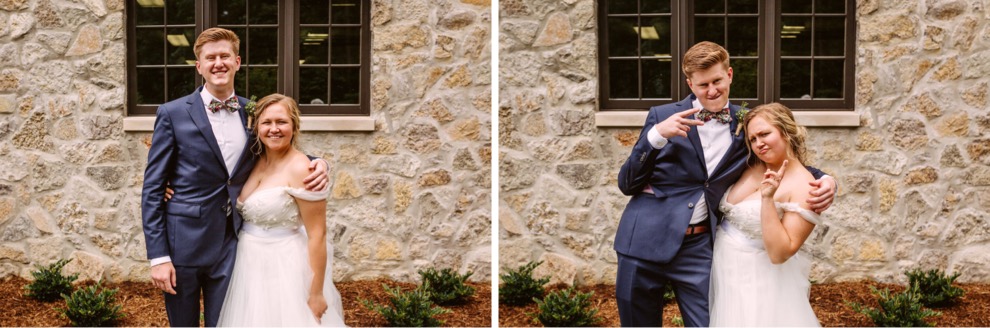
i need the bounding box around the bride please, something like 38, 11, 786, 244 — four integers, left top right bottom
217, 94, 345, 326
710, 103, 821, 326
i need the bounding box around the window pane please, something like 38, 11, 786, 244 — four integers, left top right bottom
330, 67, 360, 104
218, 0, 246, 25
780, 17, 811, 56
726, 17, 758, 56
166, 0, 194, 24
641, 58, 671, 99
608, 17, 639, 57
780, 60, 811, 99
234, 70, 247, 97
137, 68, 165, 104
814, 60, 843, 98
300, 68, 329, 104
782, 1, 812, 13
727, 0, 758, 13
331, 0, 361, 24
695, 0, 724, 13
167, 67, 196, 100
607, 0, 636, 14
695, 16, 724, 45
609, 60, 638, 99
301, 27, 329, 64
301, 0, 330, 24
166, 27, 195, 65
815, 17, 845, 56
331, 27, 360, 64
249, 28, 278, 64
731, 59, 757, 99
640, 17, 671, 57
816, 0, 845, 13
135, 0, 164, 25
249, 67, 278, 98
641, 0, 670, 13
249, 0, 278, 24
136, 28, 164, 65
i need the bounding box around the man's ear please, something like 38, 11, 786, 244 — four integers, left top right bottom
726, 66, 734, 80
685, 78, 693, 89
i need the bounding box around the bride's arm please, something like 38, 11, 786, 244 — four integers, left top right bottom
299, 196, 329, 322
760, 163, 817, 264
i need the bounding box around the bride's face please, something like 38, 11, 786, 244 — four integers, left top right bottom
746, 115, 787, 164
256, 103, 294, 151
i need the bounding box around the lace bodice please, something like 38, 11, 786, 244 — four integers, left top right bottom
237, 186, 329, 230
718, 187, 822, 241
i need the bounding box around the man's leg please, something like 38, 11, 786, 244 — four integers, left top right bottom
201, 219, 238, 327
165, 266, 203, 327
616, 253, 668, 327
665, 233, 714, 327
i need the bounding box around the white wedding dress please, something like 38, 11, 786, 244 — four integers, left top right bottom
217, 186, 345, 327
709, 186, 822, 327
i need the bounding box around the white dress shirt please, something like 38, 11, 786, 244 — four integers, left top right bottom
646, 99, 732, 224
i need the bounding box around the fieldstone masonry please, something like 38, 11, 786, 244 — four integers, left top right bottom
0, 0, 491, 283
500, 0, 990, 285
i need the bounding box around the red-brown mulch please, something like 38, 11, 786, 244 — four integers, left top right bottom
499, 282, 990, 327
0, 276, 491, 327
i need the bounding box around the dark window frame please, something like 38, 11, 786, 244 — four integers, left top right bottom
126, 0, 371, 116
597, 0, 856, 111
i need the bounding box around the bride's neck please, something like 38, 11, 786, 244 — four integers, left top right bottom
261, 147, 294, 167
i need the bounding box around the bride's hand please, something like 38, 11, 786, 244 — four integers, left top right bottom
308, 294, 328, 324
761, 160, 788, 199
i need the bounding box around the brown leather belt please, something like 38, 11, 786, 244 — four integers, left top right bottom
686, 222, 710, 235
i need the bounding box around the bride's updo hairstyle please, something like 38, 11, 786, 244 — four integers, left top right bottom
250, 93, 302, 156
742, 102, 808, 165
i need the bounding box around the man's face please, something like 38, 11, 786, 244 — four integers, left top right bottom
195, 40, 240, 92
686, 64, 733, 112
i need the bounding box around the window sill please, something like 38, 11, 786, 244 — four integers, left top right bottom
122, 116, 376, 132
595, 111, 860, 128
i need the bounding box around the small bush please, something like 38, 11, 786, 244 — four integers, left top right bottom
24, 259, 79, 302
847, 286, 940, 327
60, 282, 125, 327
662, 282, 675, 304
499, 261, 551, 306
530, 287, 600, 327
418, 267, 475, 305
361, 284, 451, 327
906, 268, 965, 307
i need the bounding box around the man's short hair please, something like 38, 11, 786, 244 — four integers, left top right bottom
682, 41, 730, 77
194, 28, 240, 59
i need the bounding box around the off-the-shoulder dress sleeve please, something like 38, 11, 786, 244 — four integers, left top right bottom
286, 187, 330, 201
777, 202, 822, 225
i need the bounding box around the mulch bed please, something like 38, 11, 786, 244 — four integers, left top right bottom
0, 276, 491, 327
499, 282, 990, 327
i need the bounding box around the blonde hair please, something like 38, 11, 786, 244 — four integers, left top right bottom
682, 41, 730, 77
742, 102, 808, 164
194, 28, 240, 58
250, 94, 302, 156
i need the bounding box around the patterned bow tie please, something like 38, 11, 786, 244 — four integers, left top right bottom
207, 97, 241, 113
696, 109, 731, 124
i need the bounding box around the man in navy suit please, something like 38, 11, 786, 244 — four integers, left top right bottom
141, 28, 329, 327
613, 41, 836, 327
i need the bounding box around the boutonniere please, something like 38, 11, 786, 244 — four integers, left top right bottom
244, 95, 258, 129
734, 101, 749, 136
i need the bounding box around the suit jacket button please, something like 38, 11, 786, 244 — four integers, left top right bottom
227, 180, 232, 186
705, 182, 709, 187
688, 202, 694, 209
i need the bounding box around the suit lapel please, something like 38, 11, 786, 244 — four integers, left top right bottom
231, 97, 254, 176
683, 96, 707, 174
712, 103, 745, 177
186, 87, 228, 173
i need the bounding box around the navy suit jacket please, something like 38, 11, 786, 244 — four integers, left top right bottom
142, 86, 256, 267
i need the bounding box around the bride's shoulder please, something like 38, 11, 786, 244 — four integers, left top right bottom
781, 167, 815, 210
286, 152, 314, 184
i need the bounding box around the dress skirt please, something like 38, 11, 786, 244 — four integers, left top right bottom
217, 224, 345, 327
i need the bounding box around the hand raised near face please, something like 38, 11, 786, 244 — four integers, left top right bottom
654, 108, 705, 139
761, 160, 788, 199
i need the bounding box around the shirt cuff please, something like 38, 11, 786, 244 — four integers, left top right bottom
647, 126, 669, 149
150, 256, 172, 267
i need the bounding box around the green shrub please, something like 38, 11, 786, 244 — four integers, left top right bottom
530, 287, 600, 327
663, 281, 675, 304
24, 259, 79, 302
418, 267, 475, 305
671, 315, 684, 327
361, 284, 451, 327
499, 261, 550, 306
847, 286, 940, 327
905, 268, 965, 307
59, 282, 125, 327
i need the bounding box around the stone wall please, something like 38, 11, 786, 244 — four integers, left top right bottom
0, 0, 492, 283
498, 0, 990, 285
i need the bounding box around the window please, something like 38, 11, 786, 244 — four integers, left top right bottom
127, 0, 370, 116
597, 0, 855, 110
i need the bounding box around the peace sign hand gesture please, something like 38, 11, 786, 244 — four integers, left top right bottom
655, 108, 705, 139
761, 160, 788, 199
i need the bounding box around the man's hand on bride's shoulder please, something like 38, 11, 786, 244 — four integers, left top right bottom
806, 175, 836, 214
304, 159, 330, 192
